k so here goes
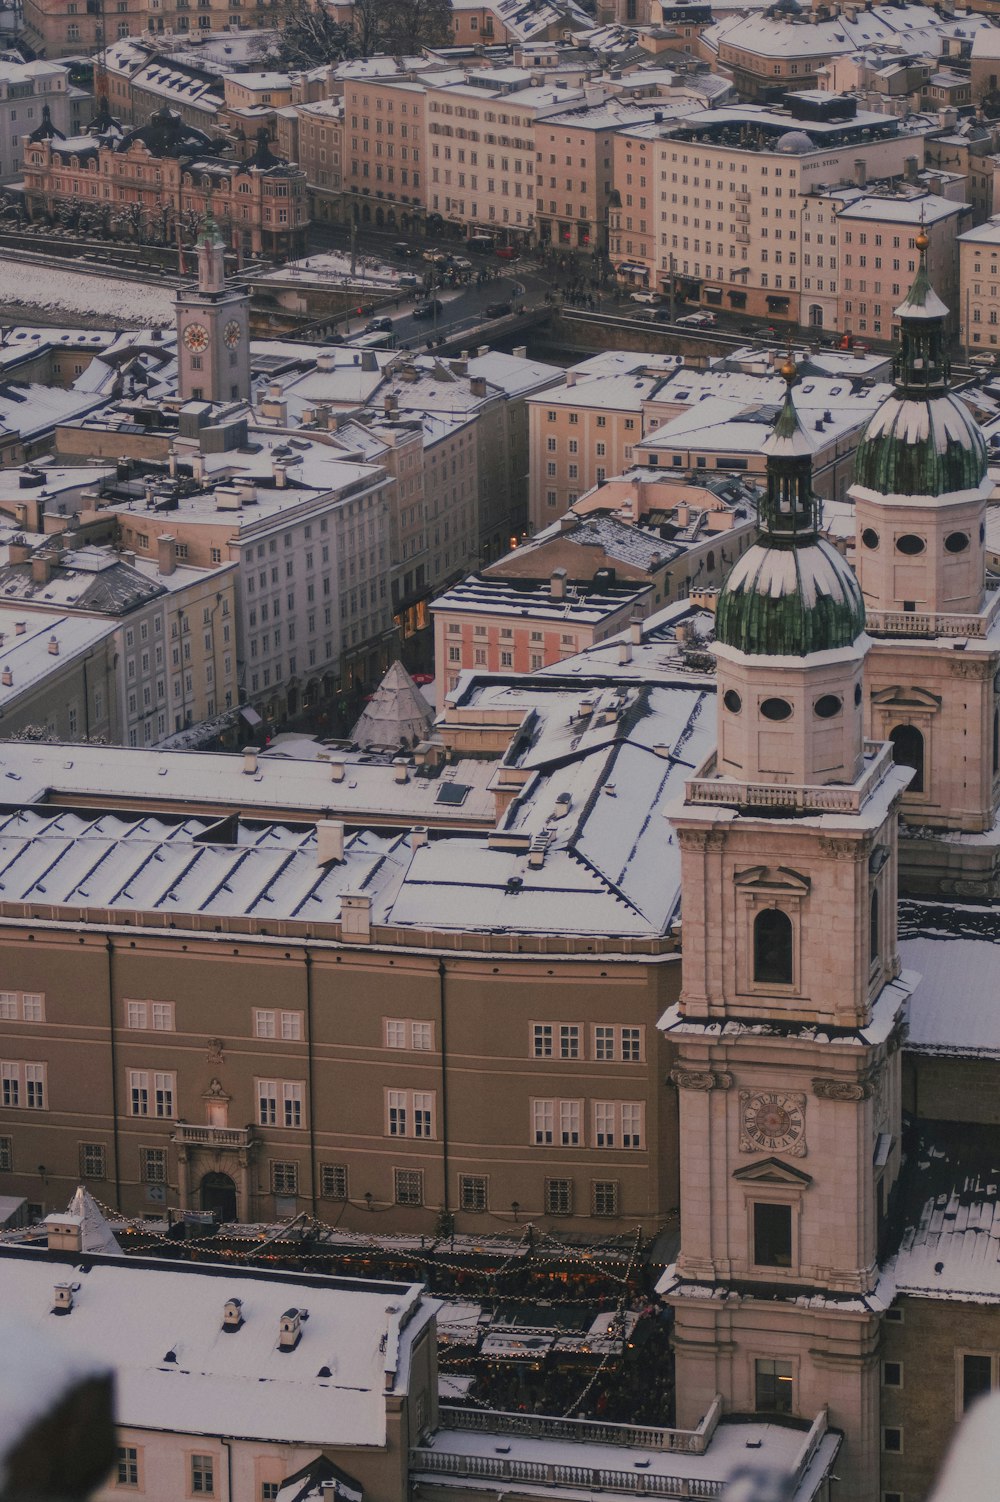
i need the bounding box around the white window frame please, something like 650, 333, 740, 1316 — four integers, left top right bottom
384, 1018, 434, 1050
385, 1087, 436, 1138
128, 1069, 174, 1118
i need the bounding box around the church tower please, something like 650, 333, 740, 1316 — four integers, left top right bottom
175, 222, 251, 406
850, 229, 1000, 853
663, 362, 915, 1501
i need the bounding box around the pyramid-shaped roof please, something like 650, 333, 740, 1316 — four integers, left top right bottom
350, 660, 434, 752
67, 1185, 123, 1256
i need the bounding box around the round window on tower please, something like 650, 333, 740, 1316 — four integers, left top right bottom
814, 694, 842, 719
895, 534, 926, 556
855, 682, 863, 707
723, 689, 743, 714
944, 531, 969, 554
861, 528, 880, 550
760, 697, 793, 722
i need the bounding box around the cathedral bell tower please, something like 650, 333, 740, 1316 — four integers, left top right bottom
175, 221, 251, 406
662, 362, 916, 1502
850, 229, 1000, 847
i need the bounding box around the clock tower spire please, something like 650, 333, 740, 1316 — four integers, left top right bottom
175, 221, 251, 406
662, 361, 915, 1501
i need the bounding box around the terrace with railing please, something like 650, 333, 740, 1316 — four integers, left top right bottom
171, 1123, 253, 1149
685, 740, 893, 815
412, 1404, 835, 1500
864, 579, 1000, 640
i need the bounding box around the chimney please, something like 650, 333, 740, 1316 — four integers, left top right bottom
222, 1298, 244, 1333
272, 461, 288, 489
361, 350, 378, 372
1, 667, 11, 687
393, 759, 410, 783
243, 745, 258, 776
470, 376, 488, 398
157, 535, 176, 576
47, 635, 59, 656
383, 392, 398, 416
316, 818, 345, 865
43, 1214, 82, 1253
278, 1308, 303, 1352
853, 157, 867, 188
630, 618, 643, 645
14, 620, 25, 636
8, 539, 29, 565
565, 370, 577, 387
329, 759, 345, 783
411, 825, 428, 849
550, 567, 567, 600
31, 555, 51, 586
619, 638, 633, 664
904, 154, 919, 184
52, 1282, 75, 1316
341, 892, 372, 943
192, 453, 206, 483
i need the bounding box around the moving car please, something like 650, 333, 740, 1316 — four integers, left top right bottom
485, 300, 512, 318
364, 316, 393, 334
496, 246, 519, 261
629, 290, 660, 305
675, 311, 717, 328
413, 299, 444, 319
393, 242, 416, 258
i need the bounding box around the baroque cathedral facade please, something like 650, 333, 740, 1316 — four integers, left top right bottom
663, 229, 1000, 1500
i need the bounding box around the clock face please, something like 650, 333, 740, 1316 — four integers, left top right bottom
739, 1090, 806, 1156
223, 320, 242, 349
183, 322, 209, 353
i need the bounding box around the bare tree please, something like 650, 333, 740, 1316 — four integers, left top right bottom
254, 0, 359, 67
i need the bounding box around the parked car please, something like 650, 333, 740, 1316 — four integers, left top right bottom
467, 234, 495, 253
413, 299, 444, 319
969, 351, 999, 371
485, 300, 512, 318
496, 245, 519, 260
398, 272, 420, 288
364, 316, 393, 334
451, 256, 473, 270
393, 241, 416, 258
422, 248, 447, 264
629, 290, 660, 305
675, 311, 717, 328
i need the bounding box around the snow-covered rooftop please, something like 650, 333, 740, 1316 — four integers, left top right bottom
0, 1244, 434, 1447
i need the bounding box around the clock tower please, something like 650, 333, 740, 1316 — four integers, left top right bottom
175, 222, 251, 406
662, 362, 916, 1501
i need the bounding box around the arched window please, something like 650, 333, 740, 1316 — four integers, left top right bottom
754, 908, 793, 986
889, 724, 924, 794
870, 888, 880, 967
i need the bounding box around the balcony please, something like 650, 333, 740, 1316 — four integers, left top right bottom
172, 1123, 254, 1149
437, 1398, 721, 1455
864, 585, 1000, 640
685, 740, 894, 815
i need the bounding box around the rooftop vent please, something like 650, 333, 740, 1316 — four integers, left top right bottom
1, 667, 12, 687
316, 819, 345, 866
243, 746, 258, 776
48, 635, 59, 656
329, 760, 345, 783
51, 1282, 75, 1316
222, 1297, 244, 1333
278, 1308, 304, 1352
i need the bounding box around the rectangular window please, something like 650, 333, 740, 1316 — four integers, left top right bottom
394, 1167, 423, 1205
21, 993, 44, 1022
883, 1361, 902, 1388
0, 1136, 11, 1172
755, 1359, 794, 1414
257, 1079, 277, 1126
2, 1061, 45, 1110
753, 1202, 792, 1268
963, 1354, 994, 1412
593, 1101, 645, 1149
882, 1428, 902, 1454
459, 1173, 488, 1212
544, 1177, 573, 1215
592, 1179, 619, 1217
282, 1082, 303, 1129
385, 1088, 435, 1139
270, 1160, 298, 1195
532, 1023, 553, 1058
254, 1009, 276, 1039
191, 1456, 215, 1496
117, 1447, 140, 1488
593, 1024, 643, 1061
3, 1063, 20, 1107
80, 1143, 106, 1180
559, 1025, 580, 1059
385, 1019, 433, 1050
320, 1163, 348, 1200
559, 1098, 581, 1145
280, 1011, 302, 1041
151, 1003, 174, 1031
532, 1097, 553, 1144
140, 1147, 166, 1184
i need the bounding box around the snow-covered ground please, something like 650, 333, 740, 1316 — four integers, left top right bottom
0, 255, 174, 325
258, 249, 402, 288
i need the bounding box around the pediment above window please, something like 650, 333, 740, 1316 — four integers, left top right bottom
870, 685, 942, 712
733, 865, 811, 894
732, 1157, 813, 1187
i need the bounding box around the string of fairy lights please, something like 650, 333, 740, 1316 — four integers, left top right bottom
9, 1198, 666, 1421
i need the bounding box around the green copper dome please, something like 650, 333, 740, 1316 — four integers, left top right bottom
852, 226, 989, 501
716, 539, 866, 656
852, 392, 988, 500
715, 357, 867, 657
